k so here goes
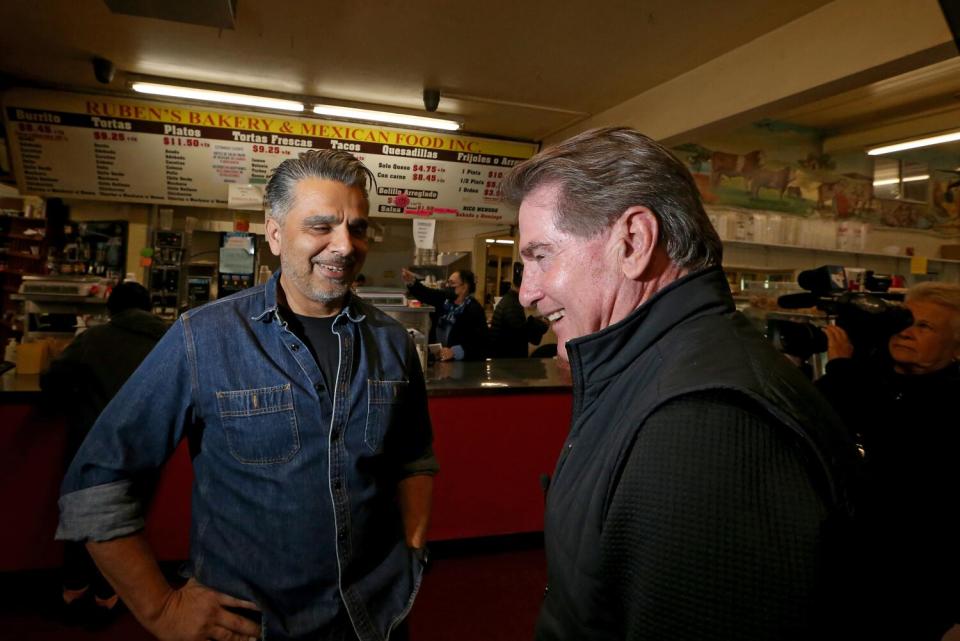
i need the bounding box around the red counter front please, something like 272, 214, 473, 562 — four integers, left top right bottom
0, 384, 571, 570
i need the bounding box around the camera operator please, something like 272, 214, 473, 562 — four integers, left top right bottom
815, 281, 960, 641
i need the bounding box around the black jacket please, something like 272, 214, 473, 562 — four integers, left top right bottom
489, 290, 527, 358
536, 267, 860, 641
41, 309, 169, 448
406, 280, 488, 360
817, 358, 960, 638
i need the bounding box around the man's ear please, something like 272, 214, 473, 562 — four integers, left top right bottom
265, 216, 283, 257
617, 206, 660, 280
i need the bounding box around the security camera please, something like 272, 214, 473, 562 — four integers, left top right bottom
423, 88, 440, 113
93, 57, 115, 85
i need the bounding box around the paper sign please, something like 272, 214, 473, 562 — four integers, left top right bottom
219, 247, 254, 274
413, 218, 436, 250
228, 184, 265, 211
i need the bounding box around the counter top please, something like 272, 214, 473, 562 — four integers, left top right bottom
1, 357, 571, 402
1, 370, 42, 403
425, 357, 571, 395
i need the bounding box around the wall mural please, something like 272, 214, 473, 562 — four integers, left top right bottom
672, 121, 960, 237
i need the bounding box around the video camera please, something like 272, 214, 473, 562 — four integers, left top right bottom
768, 265, 912, 361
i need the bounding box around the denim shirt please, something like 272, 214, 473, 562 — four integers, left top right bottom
57, 271, 436, 641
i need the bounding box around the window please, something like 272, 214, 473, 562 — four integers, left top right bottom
872, 157, 929, 203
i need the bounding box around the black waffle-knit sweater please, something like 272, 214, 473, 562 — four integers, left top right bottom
535, 267, 861, 641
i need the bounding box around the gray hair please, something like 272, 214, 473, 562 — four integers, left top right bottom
906, 281, 960, 340
264, 149, 375, 223
502, 127, 722, 271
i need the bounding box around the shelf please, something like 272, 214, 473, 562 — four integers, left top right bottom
5, 233, 44, 241
7, 251, 43, 260
0, 213, 43, 222
722, 239, 960, 264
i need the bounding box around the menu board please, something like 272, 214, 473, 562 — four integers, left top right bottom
2, 89, 539, 223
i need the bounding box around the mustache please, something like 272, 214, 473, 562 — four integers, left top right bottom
311, 255, 356, 268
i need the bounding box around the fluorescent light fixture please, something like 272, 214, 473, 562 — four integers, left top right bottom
867, 131, 960, 155
873, 174, 929, 187
313, 104, 460, 131
131, 82, 305, 112
485, 238, 496, 243
495, 239, 515, 245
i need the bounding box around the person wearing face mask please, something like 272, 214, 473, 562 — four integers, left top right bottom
401, 267, 488, 361
815, 281, 960, 641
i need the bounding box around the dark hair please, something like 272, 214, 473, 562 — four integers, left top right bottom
456, 270, 477, 294
107, 282, 151, 315
265, 149, 375, 224
499, 281, 512, 296
502, 126, 722, 271
354, 273, 367, 285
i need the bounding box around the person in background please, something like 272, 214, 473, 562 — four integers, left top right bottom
401, 267, 488, 361
815, 281, 960, 641
352, 272, 367, 289
56, 149, 437, 641
41, 282, 168, 623
503, 126, 861, 641
488, 265, 548, 358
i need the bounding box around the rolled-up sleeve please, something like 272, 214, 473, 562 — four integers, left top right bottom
57, 317, 196, 542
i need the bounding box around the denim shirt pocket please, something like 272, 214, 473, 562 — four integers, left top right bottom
365, 380, 408, 454
216, 384, 300, 464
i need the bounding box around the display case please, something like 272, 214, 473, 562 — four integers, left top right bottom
0, 211, 47, 341
148, 231, 185, 320
13, 275, 111, 340
407, 251, 470, 287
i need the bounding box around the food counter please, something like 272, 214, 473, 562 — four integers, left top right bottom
0, 358, 572, 570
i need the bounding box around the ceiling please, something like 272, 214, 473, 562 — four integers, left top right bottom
772, 55, 960, 139
1, 0, 957, 146
0, 0, 842, 141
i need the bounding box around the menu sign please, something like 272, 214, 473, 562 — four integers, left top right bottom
2, 89, 539, 223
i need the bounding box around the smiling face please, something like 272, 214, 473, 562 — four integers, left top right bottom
518, 184, 621, 362
266, 177, 369, 317
888, 300, 960, 375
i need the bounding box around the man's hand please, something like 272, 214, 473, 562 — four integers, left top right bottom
400, 268, 418, 285
149, 578, 261, 641
824, 325, 854, 360
438, 347, 455, 361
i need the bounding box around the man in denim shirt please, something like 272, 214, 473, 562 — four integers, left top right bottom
57, 149, 438, 641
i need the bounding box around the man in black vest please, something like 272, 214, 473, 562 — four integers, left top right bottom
503, 127, 861, 641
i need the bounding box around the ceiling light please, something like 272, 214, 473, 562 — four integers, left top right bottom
872, 175, 930, 187
867, 130, 960, 155
495, 239, 515, 245
131, 82, 305, 112
312, 104, 460, 131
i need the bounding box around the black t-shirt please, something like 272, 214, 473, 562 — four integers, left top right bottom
285, 313, 341, 391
